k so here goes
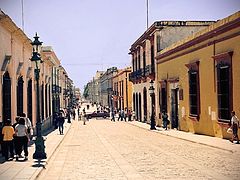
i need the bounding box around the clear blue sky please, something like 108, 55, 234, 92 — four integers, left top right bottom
0, 0, 239, 91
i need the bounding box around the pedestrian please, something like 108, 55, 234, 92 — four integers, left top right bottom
83, 111, 87, 125
124, 109, 128, 121
79, 112, 82, 121
67, 109, 71, 123
58, 113, 65, 135
132, 111, 136, 121
111, 110, 115, 122
54, 112, 59, 129
128, 110, 132, 121
13, 116, 20, 157
21, 113, 32, 138
15, 117, 29, 161
230, 111, 239, 144
2, 119, 14, 161
162, 110, 169, 130
121, 109, 124, 121
72, 108, 76, 120
78, 108, 80, 120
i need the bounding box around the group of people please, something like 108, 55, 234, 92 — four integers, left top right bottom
1, 113, 32, 161
110, 109, 134, 122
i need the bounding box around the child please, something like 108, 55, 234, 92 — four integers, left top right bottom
2, 119, 15, 161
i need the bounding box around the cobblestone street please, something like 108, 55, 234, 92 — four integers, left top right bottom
37, 119, 240, 180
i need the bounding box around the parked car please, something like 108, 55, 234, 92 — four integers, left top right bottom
85, 111, 110, 119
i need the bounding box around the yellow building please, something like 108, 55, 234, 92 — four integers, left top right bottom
129, 20, 214, 124
112, 67, 132, 111
156, 11, 240, 138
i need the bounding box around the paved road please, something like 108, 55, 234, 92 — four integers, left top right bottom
37, 119, 239, 180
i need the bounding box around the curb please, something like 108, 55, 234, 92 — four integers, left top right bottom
127, 121, 234, 153
30, 122, 73, 180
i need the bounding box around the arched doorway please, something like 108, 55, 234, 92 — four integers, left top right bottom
139, 93, 142, 121
48, 84, 51, 116
17, 76, 24, 116
2, 72, 11, 121
136, 93, 138, 121
143, 88, 147, 122
45, 84, 48, 118
41, 83, 44, 120
27, 79, 33, 123
133, 93, 136, 112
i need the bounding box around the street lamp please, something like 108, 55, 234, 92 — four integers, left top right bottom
31, 33, 47, 159
149, 80, 156, 130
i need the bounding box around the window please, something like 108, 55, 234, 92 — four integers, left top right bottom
160, 80, 167, 113
132, 55, 135, 72
189, 71, 199, 115
138, 54, 141, 70
151, 45, 155, 73
157, 35, 161, 52
185, 61, 200, 117
143, 51, 146, 76
213, 51, 233, 122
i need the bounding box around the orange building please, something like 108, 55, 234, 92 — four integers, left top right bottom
112, 67, 132, 111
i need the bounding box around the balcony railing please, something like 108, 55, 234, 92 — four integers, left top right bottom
129, 64, 155, 82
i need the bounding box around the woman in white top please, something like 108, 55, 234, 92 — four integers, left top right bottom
230, 111, 239, 144
15, 117, 29, 160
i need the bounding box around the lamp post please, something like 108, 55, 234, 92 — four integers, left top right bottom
31, 33, 47, 159
149, 80, 156, 130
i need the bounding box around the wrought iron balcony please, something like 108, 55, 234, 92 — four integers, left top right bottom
129, 69, 142, 82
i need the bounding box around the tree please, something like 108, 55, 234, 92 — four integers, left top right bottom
83, 85, 89, 99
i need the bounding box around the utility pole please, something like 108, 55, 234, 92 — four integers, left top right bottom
146, 0, 149, 29
21, 0, 24, 32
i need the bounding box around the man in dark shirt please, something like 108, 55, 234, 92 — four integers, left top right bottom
58, 113, 65, 135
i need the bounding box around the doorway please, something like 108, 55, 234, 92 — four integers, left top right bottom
170, 88, 179, 129
2, 72, 11, 121
143, 88, 147, 122
17, 76, 24, 116
27, 79, 33, 123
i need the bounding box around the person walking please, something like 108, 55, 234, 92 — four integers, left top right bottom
117, 109, 121, 121
15, 117, 29, 161
111, 110, 115, 122
230, 111, 239, 143
124, 109, 128, 121
128, 110, 132, 121
162, 110, 169, 130
121, 109, 125, 121
58, 113, 65, 135
2, 119, 14, 161
21, 113, 32, 138
13, 117, 20, 157
132, 111, 136, 121
83, 111, 87, 125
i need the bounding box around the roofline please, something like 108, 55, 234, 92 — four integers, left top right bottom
156, 11, 240, 63
129, 20, 216, 53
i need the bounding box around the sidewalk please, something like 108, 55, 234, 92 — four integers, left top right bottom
128, 121, 240, 154
0, 122, 72, 180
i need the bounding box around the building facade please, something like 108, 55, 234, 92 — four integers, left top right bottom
0, 10, 36, 125
99, 67, 117, 107
86, 71, 104, 104
0, 11, 75, 132
156, 12, 240, 138
112, 67, 132, 111
129, 20, 215, 124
